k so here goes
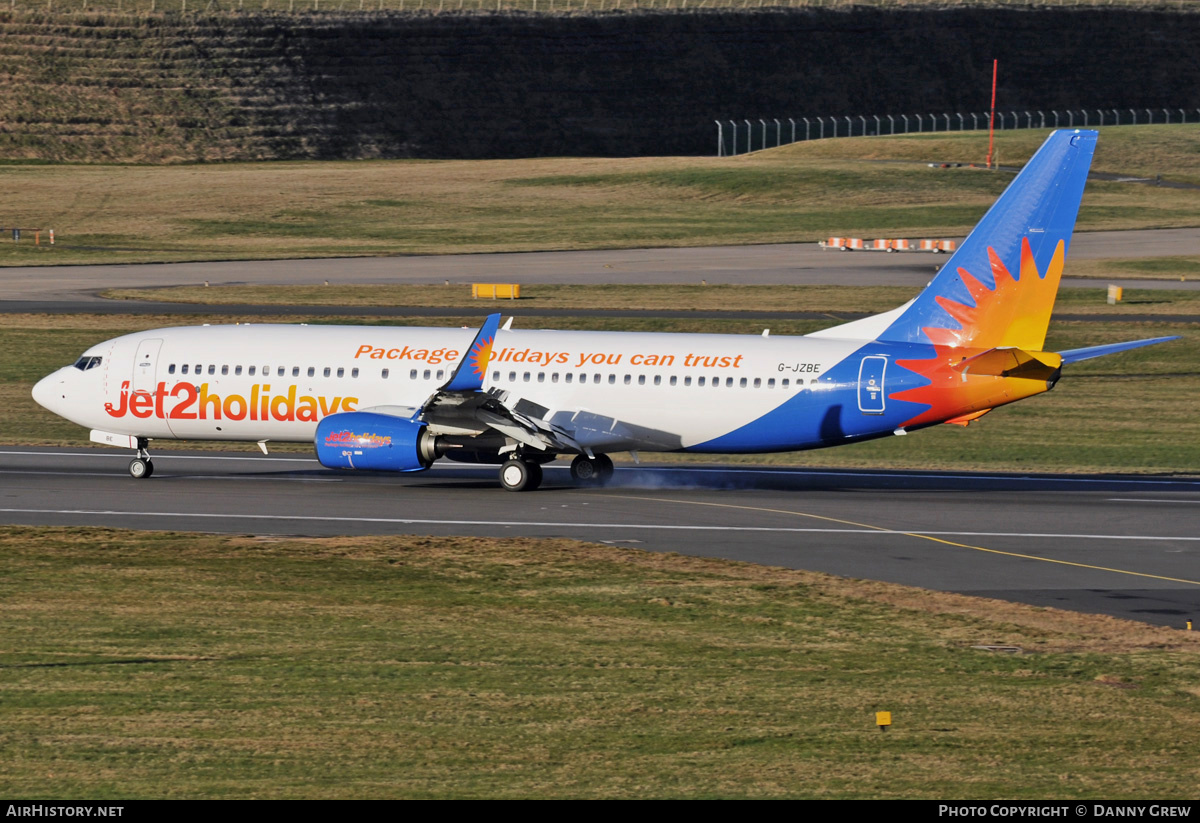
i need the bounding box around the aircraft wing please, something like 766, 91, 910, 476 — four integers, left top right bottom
387, 313, 682, 454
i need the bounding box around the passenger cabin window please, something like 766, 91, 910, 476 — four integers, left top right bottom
508, 372, 516, 382
381, 369, 389, 379
337, 367, 345, 378
782, 379, 790, 388
277, 367, 285, 377
292, 367, 300, 377
325, 368, 332, 378
565, 373, 573, 384
248, 366, 256, 376
235, 366, 243, 376
181, 364, 189, 375
208, 365, 216, 375
411, 370, 419, 380
222, 365, 229, 376
168, 364, 176, 375
492, 371, 500, 381
307, 367, 315, 377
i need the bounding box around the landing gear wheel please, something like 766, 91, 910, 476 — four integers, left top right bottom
570, 454, 598, 484
571, 454, 614, 486
129, 457, 153, 479
594, 454, 614, 484
500, 458, 542, 492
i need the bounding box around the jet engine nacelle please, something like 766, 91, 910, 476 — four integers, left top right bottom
314, 411, 441, 472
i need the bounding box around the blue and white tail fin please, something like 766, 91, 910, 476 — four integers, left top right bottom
813, 130, 1098, 352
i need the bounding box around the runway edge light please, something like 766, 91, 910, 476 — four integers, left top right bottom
876, 711, 892, 732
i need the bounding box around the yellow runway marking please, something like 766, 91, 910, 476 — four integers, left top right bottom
601, 494, 1200, 587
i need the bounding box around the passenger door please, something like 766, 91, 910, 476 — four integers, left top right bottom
857, 355, 887, 415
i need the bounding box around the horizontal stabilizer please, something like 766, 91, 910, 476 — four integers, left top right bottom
1058, 336, 1179, 364
954, 347, 1062, 379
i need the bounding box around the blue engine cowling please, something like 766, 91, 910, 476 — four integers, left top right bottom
314, 411, 439, 472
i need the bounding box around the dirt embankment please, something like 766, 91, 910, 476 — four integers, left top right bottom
1, 6, 1197, 161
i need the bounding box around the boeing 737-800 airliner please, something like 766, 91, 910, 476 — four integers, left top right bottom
32, 130, 1175, 490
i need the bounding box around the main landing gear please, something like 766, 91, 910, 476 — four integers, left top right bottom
499, 457, 542, 492
128, 438, 153, 479
498, 453, 614, 492
570, 454, 613, 486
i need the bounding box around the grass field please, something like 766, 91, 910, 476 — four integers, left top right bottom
5, 311, 1197, 474
3, 526, 1200, 799
4, 126, 1198, 267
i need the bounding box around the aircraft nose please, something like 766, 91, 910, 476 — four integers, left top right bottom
32, 371, 66, 412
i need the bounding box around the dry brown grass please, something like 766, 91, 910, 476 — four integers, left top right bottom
5, 527, 1200, 798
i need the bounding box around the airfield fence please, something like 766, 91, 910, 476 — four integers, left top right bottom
716, 108, 1200, 156
6, 0, 1200, 14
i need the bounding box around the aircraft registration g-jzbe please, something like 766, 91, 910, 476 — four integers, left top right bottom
34, 130, 1176, 491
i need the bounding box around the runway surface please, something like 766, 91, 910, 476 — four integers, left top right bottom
3, 228, 1199, 304
3, 447, 1198, 629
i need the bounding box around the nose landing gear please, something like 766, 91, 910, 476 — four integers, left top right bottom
128, 438, 153, 479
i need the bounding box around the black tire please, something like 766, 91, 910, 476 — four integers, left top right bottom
499, 458, 540, 492
129, 458, 152, 479
570, 454, 599, 484
594, 454, 614, 485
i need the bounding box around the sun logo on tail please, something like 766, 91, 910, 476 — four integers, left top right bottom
924, 237, 1065, 352
890, 237, 1066, 428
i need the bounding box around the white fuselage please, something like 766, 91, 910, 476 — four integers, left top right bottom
34, 323, 866, 451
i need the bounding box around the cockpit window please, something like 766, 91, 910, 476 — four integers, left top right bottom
73, 356, 102, 371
